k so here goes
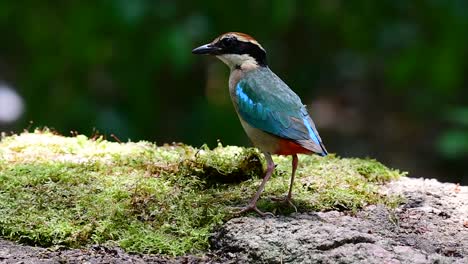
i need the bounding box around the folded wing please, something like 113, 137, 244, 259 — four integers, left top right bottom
235, 77, 327, 156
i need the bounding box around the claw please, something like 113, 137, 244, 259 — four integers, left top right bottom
271, 196, 298, 213
235, 204, 275, 217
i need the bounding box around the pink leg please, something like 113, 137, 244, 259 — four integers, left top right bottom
287, 154, 299, 200
237, 152, 275, 216
272, 154, 298, 212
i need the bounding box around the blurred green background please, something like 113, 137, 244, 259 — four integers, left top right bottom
0, 1, 467, 184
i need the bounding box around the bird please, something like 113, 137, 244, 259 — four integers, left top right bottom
192, 32, 327, 216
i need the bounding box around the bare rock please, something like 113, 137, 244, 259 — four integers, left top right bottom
212, 177, 468, 263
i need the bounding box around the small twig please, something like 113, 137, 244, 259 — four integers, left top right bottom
111, 134, 122, 143
24, 120, 34, 132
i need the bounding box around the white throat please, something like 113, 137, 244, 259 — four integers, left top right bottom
216, 54, 259, 71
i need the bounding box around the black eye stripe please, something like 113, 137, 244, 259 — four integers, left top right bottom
216, 38, 267, 67
221, 37, 237, 47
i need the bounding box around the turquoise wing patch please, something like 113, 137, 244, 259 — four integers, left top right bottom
235, 80, 321, 145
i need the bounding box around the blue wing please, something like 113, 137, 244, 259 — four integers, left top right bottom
235, 71, 327, 155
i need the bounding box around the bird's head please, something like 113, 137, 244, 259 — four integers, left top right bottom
192, 32, 267, 70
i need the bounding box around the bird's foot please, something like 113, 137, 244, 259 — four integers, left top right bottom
234, 203, 274, 217
271, 196, 297, 213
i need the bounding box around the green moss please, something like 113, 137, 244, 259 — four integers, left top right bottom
0, 130, 405, 255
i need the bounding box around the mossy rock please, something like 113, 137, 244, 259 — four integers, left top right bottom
0, 130, 405, 255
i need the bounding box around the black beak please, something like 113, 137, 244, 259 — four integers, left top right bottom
192, 43, 221, 55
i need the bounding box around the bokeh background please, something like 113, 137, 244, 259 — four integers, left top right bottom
0, 1, 467, 184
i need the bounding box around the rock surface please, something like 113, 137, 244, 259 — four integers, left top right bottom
213, 177, 468, 263
1, 177, 467, 264
0, 240, 214, 264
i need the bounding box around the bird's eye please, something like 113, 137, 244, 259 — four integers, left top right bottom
221, 37, 236, 48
